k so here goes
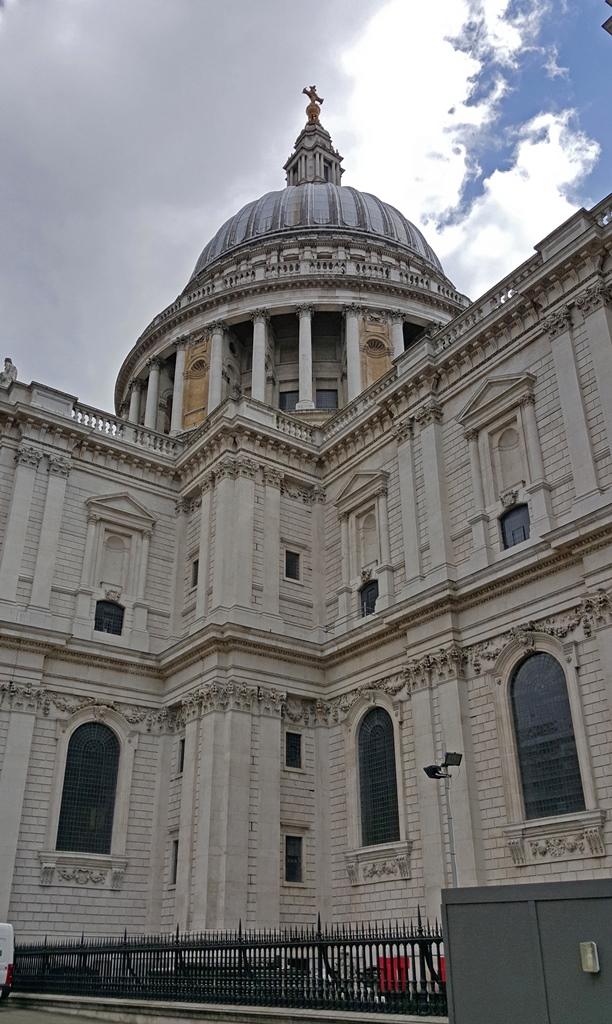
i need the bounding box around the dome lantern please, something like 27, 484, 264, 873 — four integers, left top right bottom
283, 87, 344, 186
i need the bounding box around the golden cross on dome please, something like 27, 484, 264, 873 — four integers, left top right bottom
303, 85, 324, 123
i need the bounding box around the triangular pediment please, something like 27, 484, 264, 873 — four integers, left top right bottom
86, 492, 157, 528
334, 471, 389, 514
457, 373, 535, 429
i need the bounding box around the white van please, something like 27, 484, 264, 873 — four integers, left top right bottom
0, 924, 13, 999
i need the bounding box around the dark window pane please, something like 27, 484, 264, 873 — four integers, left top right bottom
285, 550, 300, 580
360, 580, 378, 617
359, 708, 400, 846
511, 652, 585, 819
286, 732, 302, 769
56, 723, 120, 854
178, 737, 185, 775
316, 389, 338, 410
279, 391, 299, 412
500, 504, 530, 549
170, 839, 179, 885
191, 559, 199, 588
94, 600, 124, 635
285, 835, 303, 882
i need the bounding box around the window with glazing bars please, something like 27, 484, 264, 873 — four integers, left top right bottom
56, 723, 120, 854
358, 707, 400, 846
191, 558, 199, 588
511, 652, 585, 820
94, 600, 124, 635
285, 731, 302, 769
500, 504, 530, 549
279, 391, 299, 412
285, 835, 303, 882
316, 389, 338, 410
360, 580, 378, 617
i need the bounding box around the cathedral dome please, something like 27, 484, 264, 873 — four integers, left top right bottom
189, 183, 443, 281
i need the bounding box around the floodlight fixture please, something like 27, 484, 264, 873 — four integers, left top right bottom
423, 764, 446, 779
443, 751, 463, 768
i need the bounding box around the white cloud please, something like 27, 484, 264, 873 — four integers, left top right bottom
338, 0, 600, 297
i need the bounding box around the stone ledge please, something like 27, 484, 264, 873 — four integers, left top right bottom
12, 993, 448, 1024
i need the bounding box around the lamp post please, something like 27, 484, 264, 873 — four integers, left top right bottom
423, 751, 463, 888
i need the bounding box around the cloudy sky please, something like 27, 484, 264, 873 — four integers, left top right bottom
0, 0, 609, 412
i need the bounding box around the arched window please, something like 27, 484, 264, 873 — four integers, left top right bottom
56, 723, 120, 853
358, 707, 400, 846
511, 652, 585, 820
94, 600, 124, 635
500, 504, 530, 549
360, 580, 378, 617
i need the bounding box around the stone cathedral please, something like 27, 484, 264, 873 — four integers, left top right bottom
2, 94, 612, 941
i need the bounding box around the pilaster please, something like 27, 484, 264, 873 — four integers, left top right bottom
29, 454, 72, 613
0, 680, 39, 919
296, 305, 314, 410
0, 444, 43, 608
575, 282, 612, 462
415, 401, 455, 579
251, 310, 269, 404
395, 420, 422, 591
170, 337, 188, 434
542, 306, 602, 515
344, 304, 361, 401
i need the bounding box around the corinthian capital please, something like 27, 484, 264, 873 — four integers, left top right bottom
541, 306, 571, 339
16, 444, 43, 468
296, 304, 314, 320
251, 308, 269, 325
575, 282, 612, 318
415, 400, 443, 428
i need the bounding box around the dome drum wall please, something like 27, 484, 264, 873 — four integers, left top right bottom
115, 232, 467, 417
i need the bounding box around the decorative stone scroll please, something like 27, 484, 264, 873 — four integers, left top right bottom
575, 282, 612, 318
345, 840, 413, 886
38, 852, 128, 890
541, 306, 571, 339
468, 588, 612, 675
503, 810, 607, 866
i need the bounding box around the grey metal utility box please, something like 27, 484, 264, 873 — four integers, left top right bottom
442, 879, 612, 1024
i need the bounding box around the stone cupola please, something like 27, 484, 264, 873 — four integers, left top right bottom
283, 86, 344, 186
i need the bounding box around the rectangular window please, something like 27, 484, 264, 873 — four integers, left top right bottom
285, 732, 302, 769
177, 737, 185, 775
285, 835, 303, 883
170, 839, 179, 886
316, 389, 338, 410
279, 391, 299, 412
285, 550, 300, 581
191, 558, 199, 588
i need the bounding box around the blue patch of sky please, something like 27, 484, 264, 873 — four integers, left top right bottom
442, 0, 609, 223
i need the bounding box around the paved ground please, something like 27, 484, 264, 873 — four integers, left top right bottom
0, 1008, 102, 1023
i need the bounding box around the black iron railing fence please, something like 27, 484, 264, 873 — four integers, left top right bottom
14, 915, 447, 1016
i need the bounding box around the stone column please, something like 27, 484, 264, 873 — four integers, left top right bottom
174, 709, 199, 930
296, 305, 314, 410
191, 700, 226, 930
311, 487, 326, 628
435, 652, 486, 888
30, 455, 71, 609
520, 393, 554, 535
0, 444, 42, 605
211, 457, 235, 610
207, 321, 225, 413
375, 485, 394, 609
395, 421, 422, 588
170, 338, 188, 434
576, 283, 612, 458
234, 457, 257, 609
72, 511, 100, 632
128, 380, 143, 423
336, 513, 352, 619
251, 310, 268, 404
465, 429, 494, 571
391, 311, 405, 359
416, 401, 454, 578
136, 529, 151, 600
255, 702, 282, 927
170, 499, 190, 638
344, 304, 361, 402
542, 307, 601, 512
262, 468, 282, 618
143, 358, 162, 430
194, 477, 213, 623
410, 675, 446, 921
0, 686, 38, 919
